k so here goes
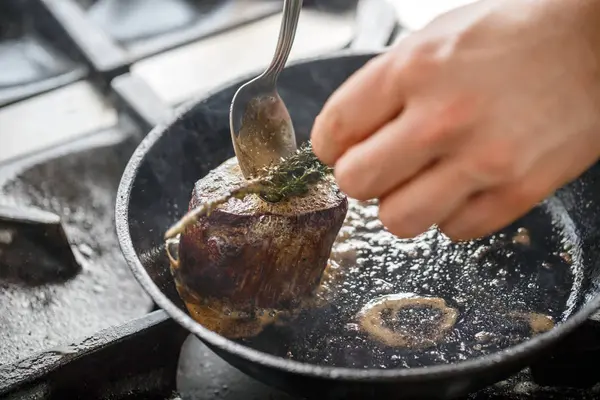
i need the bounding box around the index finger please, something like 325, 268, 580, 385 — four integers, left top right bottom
310, 50, 406, 166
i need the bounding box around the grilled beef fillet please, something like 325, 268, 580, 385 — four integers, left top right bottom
172, 157, 347, 337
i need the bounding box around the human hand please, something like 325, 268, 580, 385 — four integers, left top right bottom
311, 0, 600, 240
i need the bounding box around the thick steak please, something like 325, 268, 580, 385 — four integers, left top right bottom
172, 157, 347, 337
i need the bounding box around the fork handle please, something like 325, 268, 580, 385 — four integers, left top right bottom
263, 0, 303, 84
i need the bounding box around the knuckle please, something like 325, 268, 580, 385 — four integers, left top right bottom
413, 120, 447, 149
470, 142, 522, 183
437, 95, 476, 128
394, 39, 444, 82
410, 99, 472, 150
367, 52, 406, 102
364, 53, 389, 72
416, 97, 476, 148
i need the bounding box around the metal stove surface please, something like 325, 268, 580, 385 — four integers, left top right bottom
3, 311, 600, 399
0, 123, 153, 365
176, 334, 600, 400
0, 0, 359, 367
0, 0, 378, 372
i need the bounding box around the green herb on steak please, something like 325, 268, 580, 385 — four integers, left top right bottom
164, 142, 331, 240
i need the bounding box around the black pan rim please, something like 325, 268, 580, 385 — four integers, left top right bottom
115, 49, 600, 382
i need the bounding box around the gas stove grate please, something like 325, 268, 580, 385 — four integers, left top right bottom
0, 0, 88, 106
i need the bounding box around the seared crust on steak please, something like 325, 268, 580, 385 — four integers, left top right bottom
172, 157, 347, 337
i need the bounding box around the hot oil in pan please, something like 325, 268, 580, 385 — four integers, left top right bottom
237, 198, 583, 369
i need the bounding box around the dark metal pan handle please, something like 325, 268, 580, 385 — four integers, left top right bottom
111, 74, 174, 135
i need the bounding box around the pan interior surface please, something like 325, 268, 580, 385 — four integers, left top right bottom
122, 54, 597, 376
233, 196, 583, 369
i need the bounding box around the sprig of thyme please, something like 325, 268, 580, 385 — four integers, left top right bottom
164, 143, 331, 240
257, 142, 332, 202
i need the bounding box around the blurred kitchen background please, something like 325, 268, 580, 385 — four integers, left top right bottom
0, 0, 476, 165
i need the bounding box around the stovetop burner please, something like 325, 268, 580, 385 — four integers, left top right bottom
38, 0, 286, 76
0, 124, 153, 366
0, 0, 87, 106
83, 0, 244, 44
